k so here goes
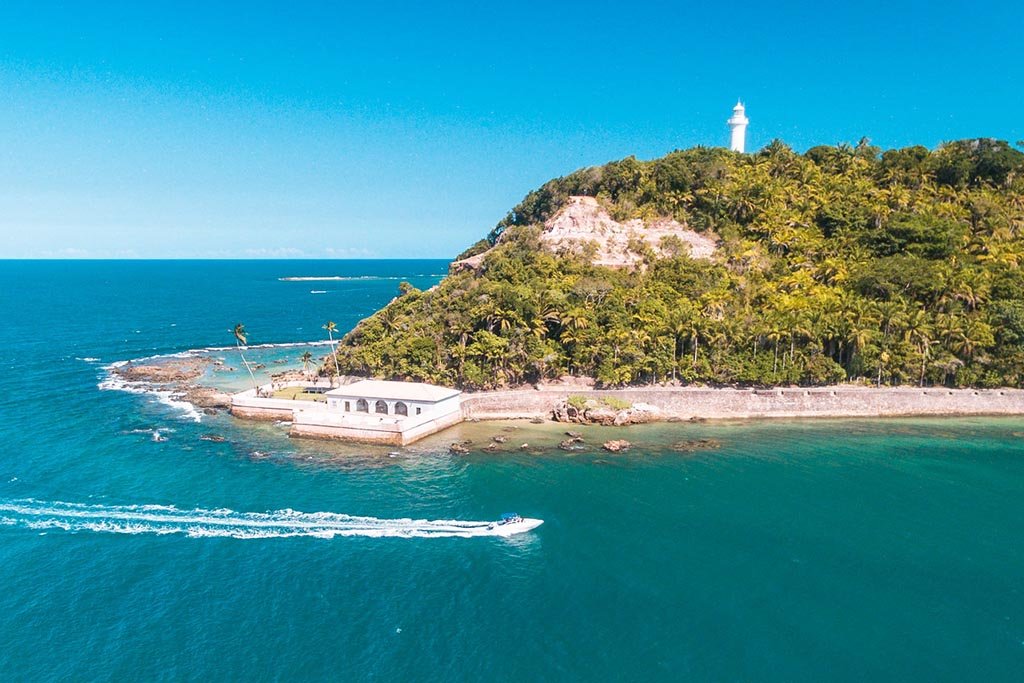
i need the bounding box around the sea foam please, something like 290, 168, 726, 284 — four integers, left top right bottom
98, 373, 203, 423
97, 340, 335, 422
278, 274, 444, 282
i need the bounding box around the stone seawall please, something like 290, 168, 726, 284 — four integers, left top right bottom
461, 386, 1024, 421
230, 405, 294, 421
289, 410, 465, 446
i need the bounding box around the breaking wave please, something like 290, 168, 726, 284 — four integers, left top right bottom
278, 275, 445, 282
116, 340, 335, 362
190, 340, 335, 354
0, 499, 520, 539
97, 340, 336, 422
98, 372, 203, 422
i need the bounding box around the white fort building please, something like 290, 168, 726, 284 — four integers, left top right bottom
231, 378, 464, 445
727, 100, 749, 153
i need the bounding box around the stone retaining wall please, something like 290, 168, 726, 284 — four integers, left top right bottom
230, 405, 294, 421
461, 386, 1024, 421
290, 410, 465, 446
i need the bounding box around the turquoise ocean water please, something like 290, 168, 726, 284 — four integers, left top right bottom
1, 260, 1024, 681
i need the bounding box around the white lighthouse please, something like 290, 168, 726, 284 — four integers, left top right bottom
727, 100, 749, 153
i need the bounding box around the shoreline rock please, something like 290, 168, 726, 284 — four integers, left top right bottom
178, 386, 233, 409
113, 359, 209, 384
552, 398, 661, 426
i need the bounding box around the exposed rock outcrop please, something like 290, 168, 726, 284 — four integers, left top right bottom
552, 398, 661, 426
558, 436, 585, 451
114, 360, 207, 383
451, 196, 717, 272
179, 386, 233, 409
449, 441, 471, 455
541, 196, 716, 268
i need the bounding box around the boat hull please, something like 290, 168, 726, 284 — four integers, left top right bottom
491, 518, 543, 536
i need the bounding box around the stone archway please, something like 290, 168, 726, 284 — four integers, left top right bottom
374, 400, 388, 414
394, 401, 408, 417
356, 399, 369, 412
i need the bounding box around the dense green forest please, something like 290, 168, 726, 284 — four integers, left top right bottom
330, 138, 1024, 389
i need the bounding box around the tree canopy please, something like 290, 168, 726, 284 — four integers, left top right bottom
330, 139, 1024, 390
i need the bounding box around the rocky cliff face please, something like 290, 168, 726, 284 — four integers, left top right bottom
540, 196, 716, 267
454, 195, 716, 271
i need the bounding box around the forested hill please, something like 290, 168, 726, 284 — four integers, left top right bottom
331, 138, 1024, 389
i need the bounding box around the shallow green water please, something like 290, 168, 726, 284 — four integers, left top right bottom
1, 260, 1023, 681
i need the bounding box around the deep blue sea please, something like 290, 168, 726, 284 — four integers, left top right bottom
2, 260, 1024, 681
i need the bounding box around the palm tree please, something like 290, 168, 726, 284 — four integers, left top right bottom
233, 323, 259, 392
903, 309, 934, 386
300, 350, 314, 377
323, 321, 341, 384
765, 321, 783, 377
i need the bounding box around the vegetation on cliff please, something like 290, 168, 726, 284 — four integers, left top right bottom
331, 138, 1024, 389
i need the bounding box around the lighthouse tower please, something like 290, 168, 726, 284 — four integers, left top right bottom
727, 100, 749, 153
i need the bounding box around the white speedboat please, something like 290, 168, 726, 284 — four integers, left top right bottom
487, 513, 543, 536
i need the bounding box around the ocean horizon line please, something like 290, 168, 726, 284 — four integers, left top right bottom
0, 256, 453, 262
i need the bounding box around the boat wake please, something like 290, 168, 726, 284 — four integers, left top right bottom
0, 499, 540, 539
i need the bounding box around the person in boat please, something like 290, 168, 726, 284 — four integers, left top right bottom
499, 513, 523, 525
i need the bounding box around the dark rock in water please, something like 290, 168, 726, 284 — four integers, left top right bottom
501, 426, 518, 432
558, 439, 585, 451
482, 443, 500, 452
200, 434, 227, 443
529, 417, 545, 424
671, 438, 722, 452
519, 443, 530, 450
250, 450, 269, 459
565, 431, 583, 439
491, 435, 508, 443
449, 442, 471, 455
203, 408, 219, 416
602, 439, 631, 453
689, 417, 707, 423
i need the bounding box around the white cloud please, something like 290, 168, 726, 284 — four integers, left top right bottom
242, 247, 307, 258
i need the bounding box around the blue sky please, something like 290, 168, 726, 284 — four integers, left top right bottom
1, 0, 1021, 259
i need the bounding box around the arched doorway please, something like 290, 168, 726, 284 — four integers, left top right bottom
394, 402, 408, 417
375, 400, 388, 414
356, 399, 368, 412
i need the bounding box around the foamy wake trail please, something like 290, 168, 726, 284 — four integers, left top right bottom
0, 500, 509, 539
